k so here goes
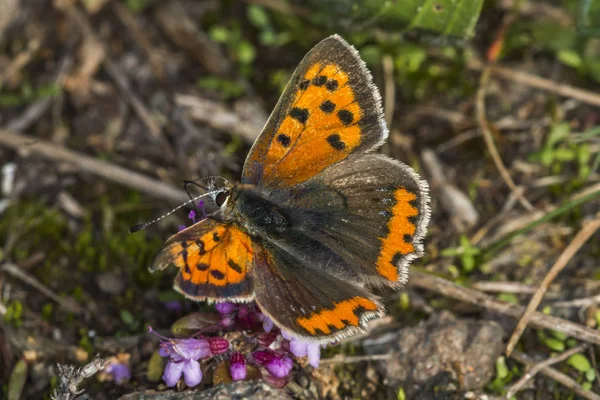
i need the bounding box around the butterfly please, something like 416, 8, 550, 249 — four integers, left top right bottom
150, 35, 431, 343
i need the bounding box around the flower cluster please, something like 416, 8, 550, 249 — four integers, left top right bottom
150, 302, 324, 388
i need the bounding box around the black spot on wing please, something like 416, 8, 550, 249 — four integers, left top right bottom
196, 240, 206, 255
277, 134, 291, 147
391, 252, 402, 266
320, 100, 336, 113
290, 107, 309, 124
403, 234, 412, 243
299, 79, 310, 90
197, 263, 209, 271
227, 259, 243, 274
312, 75, 327, 86
326, 134, 346, 151
213, 232, 221, 242
210, 270, 226, 280
326, 79, 338, 91
337, 109, 354, 125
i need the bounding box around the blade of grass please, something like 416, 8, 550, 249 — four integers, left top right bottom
480, 188, 600, 258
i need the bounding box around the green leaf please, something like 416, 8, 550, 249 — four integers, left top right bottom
403, 0, 484, 37
558, 49, 583, 68
125, 0, 153, 13
147, 350, 165, 382
547, 123, 571, 148
495, 356, 509, 380
247, 5, 270, 28
237, 41, 256, 64
8, 360, 27, 400
586, 368, 596, 381
210, 26, 230, 43
543, 337, 565, 352
397, 388, 406, 400
568, 353, 592, 372
300, 0, 483, 38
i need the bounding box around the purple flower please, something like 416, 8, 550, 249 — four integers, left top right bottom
258, 313, 274, 332
281, 330, 321, 368
208, 337, 229, 355
106, 363, 131, 383
215, 302, 237, 315
253, 350, 293, 378
101, 353, 132, 383
230, 352, 247, 381
188, 210, 197, 223
149, 326, 214, 387
178, 224, 187, 232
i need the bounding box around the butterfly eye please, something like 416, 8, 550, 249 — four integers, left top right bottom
215, 190, 229, 207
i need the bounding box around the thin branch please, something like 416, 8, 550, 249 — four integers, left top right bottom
1, 262, 84, 315
506, 216, 600, 356
552, 295, 600, 308
511, 350, 600, 400
0, 130, 188, 203
55, 2, 164, 141
468, 59, 600, 109
476, 67, 534, 211
409, 271, 600, 346
505, 344, 588, 399
320, 353, 392, 365
471, 281, 537, 294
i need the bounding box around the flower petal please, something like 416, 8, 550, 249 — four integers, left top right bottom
266, 356, 293, 378
182, 359, 202, 387
289, 339, 308, 358
173, 338, 211, 360
307, 343, 321, 368
230, 353, 247, 381
163, 361, 184, 387
215, 302, 236, 315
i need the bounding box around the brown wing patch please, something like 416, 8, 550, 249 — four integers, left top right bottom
296, 296, 379, 336
376, 188, 419, 281
261, 63, 363, 187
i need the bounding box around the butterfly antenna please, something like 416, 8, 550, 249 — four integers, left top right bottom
129, 190, 220, 234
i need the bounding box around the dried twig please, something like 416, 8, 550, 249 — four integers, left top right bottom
506, 216, 600, 356
5, 53, 73, 132
468, 59, 600, 109
112, 1, 165, 79
471, 281, 537, 294
505, 344, 588, 399
511, 350, 600, 400
56, 2, 164, 141
319, 353, 392, 365
476, 67, 534, 211
552, 295, 600, 308
175, 94, 266, 143
0, 130, 188, 203
1, 262, 85, 315
51, 355, 109, 400
409, 271, 600, 346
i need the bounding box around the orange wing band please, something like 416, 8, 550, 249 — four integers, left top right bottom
296, 296, 378, 335
375, 188, 419, 281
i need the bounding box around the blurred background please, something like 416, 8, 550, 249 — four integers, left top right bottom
1, 0, 600, 399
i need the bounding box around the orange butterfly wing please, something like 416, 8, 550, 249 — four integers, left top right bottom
151, 219, 254, 301
242, 35, 387, 189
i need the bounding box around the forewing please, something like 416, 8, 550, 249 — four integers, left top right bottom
242, 34, 387, 189
151, 219, 254, 301
253, 243, 383, 343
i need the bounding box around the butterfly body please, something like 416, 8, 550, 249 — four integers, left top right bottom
151, 35, 431, 343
